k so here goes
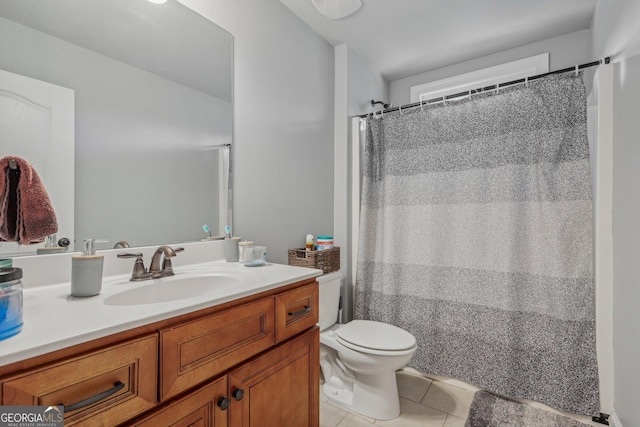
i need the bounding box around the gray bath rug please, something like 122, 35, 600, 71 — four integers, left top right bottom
465, 390, 591, 427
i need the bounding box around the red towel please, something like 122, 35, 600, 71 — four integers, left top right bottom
0, 156, 58, 245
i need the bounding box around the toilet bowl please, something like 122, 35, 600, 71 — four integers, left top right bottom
317, 272, 417, 420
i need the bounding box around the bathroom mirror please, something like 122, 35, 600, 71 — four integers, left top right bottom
0, 0, 233, 255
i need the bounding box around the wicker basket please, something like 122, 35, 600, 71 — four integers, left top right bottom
288, 247, 340, 274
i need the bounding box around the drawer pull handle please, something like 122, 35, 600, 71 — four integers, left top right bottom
61, 381, 125, 412
217, 397, 230, 410
288, 306, 311, 317
232, 388, 245, 401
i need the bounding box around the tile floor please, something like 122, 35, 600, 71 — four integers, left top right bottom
320, 368, 603, 427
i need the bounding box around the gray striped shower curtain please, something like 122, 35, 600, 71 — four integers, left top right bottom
355, 73, 599, 416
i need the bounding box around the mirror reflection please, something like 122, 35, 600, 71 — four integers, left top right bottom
0, 0, 233, 255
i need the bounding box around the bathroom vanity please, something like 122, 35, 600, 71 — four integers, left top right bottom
0, 248, 321, 426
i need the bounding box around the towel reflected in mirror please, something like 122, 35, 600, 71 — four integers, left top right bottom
0, 156, 58, 245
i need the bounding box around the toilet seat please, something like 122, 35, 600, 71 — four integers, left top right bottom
335, 320, 417, 356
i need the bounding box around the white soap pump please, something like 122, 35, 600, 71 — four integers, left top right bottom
70, 239, 108, 297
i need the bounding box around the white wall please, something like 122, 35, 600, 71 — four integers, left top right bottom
346, 47, 389, 117
592, 1, 640, 425
390, 29, 593, 107
178, 0, 335, 264
334, 44, 387, 322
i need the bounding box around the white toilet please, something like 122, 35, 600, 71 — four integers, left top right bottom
318, 272, 417, 420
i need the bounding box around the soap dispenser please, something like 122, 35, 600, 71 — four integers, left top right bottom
71, 239, 105, 297
36, 234, 71, 255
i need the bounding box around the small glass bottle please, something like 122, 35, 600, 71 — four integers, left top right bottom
238, 241, 254, 263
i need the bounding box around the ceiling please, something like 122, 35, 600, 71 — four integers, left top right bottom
279, 0, 598, 81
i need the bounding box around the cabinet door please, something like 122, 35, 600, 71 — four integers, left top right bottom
228, 328, 319, 427
130, 376, 228, 427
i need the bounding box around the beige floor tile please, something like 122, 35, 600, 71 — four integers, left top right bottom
336, 413, 377, 427
420, 373, 482, 393
397, 370, 433, 403
375, 397, 448, 427
443, 414, 466, 427
421, 381, 476, 419
320, 401, 348, 427
322, 399, 376, 424
320, 385, 328, 402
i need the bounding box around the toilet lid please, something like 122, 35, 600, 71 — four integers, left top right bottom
336, 320, 416, 352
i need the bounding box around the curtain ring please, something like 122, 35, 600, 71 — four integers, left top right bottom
525, 76, 529, 88
420, 98, 425, 111
443, 96, 446, 105
575, 65, 579, 76
399, 104, 402, 115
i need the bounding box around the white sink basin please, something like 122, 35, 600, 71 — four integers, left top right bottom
102, 267, 255, 306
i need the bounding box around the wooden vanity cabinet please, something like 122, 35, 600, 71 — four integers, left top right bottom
0, 335, 158, 427
130, 376, 229, 427
159, 296, 276, 401
0, 278, 319, 427
229, 327, 319, 427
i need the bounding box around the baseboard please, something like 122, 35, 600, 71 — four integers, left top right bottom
609, 413, 623, 427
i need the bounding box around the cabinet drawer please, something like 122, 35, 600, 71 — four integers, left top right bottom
130, 376, 228, 427
160, 297, 275, 401
1, 335, 158, 426
275, 282, 318, 342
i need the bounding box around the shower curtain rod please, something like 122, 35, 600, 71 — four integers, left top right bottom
358, 56, 611, 118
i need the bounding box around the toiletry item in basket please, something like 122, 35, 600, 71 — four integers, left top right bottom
71, 239, 107, 297
306, 234, 314, 251
316, 235, 334, 250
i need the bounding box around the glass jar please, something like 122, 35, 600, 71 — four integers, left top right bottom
238, 241, 254, 263
0, 267, 23, 341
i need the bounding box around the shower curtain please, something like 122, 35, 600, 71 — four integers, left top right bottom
355, 73, 599, 416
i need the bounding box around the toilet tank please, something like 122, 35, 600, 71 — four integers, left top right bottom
317, 271, 342, 331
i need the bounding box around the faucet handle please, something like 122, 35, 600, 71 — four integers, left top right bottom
159, 247, 185, 277
117, 253, 151, 281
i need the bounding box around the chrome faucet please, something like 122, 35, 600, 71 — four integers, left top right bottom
149, 245, 184, 278
113, 241, 130, 248
117, 245, 184, 281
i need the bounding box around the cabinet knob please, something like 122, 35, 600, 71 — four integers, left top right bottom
217, 396, 230, 410
232, 388, 245, 401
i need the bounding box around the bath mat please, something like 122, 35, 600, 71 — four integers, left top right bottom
465, 390, 591, 427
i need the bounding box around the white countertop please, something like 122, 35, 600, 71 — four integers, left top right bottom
0, 260, 322, 367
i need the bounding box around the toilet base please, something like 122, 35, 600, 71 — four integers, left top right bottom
322, 370, 401, 420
